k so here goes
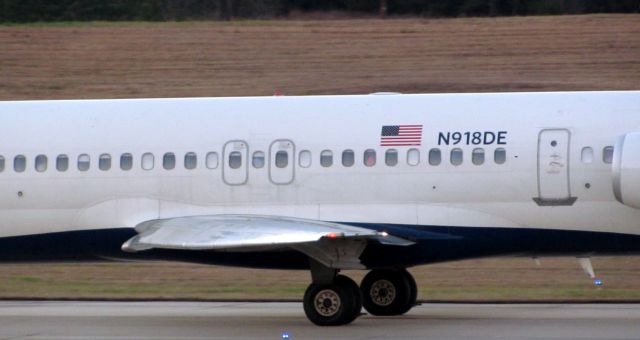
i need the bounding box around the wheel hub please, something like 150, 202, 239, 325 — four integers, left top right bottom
370, 279, 396, 306
314, 289, 341, 316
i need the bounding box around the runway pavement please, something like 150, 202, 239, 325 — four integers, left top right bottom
0, 301, 639, 340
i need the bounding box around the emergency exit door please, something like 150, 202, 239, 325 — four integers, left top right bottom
534, 129, 576, 206
269, 139, 295, 185
223, 140, 248, 185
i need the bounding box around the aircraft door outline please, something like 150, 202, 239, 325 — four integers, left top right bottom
534, 129, 577, 206
223, 140, 248, 186
269, 139, 295, 185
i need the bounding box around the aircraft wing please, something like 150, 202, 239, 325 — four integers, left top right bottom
121, 215, 415, 269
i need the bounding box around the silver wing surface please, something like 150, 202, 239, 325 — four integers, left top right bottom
121, 215, 415, 269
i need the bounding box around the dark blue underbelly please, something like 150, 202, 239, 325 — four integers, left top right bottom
0, 224, 639, 269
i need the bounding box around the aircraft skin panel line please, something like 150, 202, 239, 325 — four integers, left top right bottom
0, 90, 639, 325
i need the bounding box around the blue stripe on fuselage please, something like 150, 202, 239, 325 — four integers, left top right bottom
0, 224, 639, 269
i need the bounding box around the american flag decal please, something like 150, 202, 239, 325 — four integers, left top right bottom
380, 125, 423, 146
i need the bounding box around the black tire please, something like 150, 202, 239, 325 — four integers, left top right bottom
361, 269, 414, 316
400, 269, 418, 315
303, 275, 361, 326
335, 275, 363, 324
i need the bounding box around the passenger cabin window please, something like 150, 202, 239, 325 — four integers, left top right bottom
229, 151, 242, 169
206, 152, 219, 169
342, 150, 354, 167
603, 146, 614, 164
299, 150, 311, 168
163, 153, 176, 170
275, 150, 288, 168
581, 147, 594, 163
385, 149, 398, 166
450, 148, 463, 166
77, 154, 90, 171
14, 155, 26, 172
252, 151, 265, 168
0, 156, 5, 172
35, 154, 47, 172
99, 154, 111, 171
494, 148, 506, 164
363, 149, 376, 167
184, 152, 197, 170
407, 148, 419, 166
472, 148, 484, 165
120, 153, 133, 171
141, 153, 154, 170
428, 148, 441, 166
320, 150, 333, 167
56, 155, 69, 171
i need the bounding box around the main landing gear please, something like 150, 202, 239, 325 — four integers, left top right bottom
303, 275, 362, 326
303, 266, 418, 326
360, 269, 417, 316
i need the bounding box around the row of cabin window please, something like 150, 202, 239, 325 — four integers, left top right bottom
0, 146, 614, 173
582, 146, 614, 164
0, 148, 504, 173
296, 148, 507, 168
303, 145, 614, 168
0, 152, 219, 173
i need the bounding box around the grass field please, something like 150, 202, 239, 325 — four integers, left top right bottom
0, 14, 639, 301
1, 257, 639, 301
1, 14, 639, 100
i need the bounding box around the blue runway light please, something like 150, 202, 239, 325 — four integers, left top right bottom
594, 279, 603, 286
282, 331, 290, 339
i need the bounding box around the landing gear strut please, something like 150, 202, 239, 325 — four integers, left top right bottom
360, 269, 417, 316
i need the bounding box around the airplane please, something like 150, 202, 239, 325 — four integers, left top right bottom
0, 90, 639, 326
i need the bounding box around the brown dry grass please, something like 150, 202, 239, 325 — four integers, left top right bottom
0, 14, 639, 300
0, 14, 638, 100
0, 257, 639, 301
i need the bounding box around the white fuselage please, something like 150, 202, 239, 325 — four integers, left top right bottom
1, 91, 639, 242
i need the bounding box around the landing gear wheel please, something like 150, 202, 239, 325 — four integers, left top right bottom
361, 269, 417, 316
303, 275, 362, 326
335, 275, 363, 324
405, 269, 418, 313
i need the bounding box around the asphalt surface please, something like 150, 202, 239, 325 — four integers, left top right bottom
0, 301, 639, 340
